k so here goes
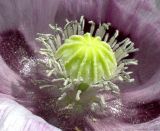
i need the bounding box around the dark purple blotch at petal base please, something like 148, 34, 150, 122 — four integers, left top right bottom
0, 30, 34, 73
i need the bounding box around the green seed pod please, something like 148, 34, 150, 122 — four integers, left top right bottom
55, 33, 117, 84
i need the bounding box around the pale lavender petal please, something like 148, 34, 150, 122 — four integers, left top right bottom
0, 0, 62, 51
0, 94, 61, 131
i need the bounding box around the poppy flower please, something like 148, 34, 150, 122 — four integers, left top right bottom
0, 0, 160, 131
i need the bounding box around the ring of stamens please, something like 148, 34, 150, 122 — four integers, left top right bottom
36, 16, 138, 115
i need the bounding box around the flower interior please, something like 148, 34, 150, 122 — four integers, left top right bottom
36, 16, 138, 125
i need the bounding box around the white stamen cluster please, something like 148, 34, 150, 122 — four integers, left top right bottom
36, 16, 138, 115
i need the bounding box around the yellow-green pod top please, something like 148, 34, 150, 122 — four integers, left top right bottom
55, 33, 117, 84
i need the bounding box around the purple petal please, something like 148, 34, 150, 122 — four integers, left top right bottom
87, 116, 160, 131
56, 0, 109, 23
0, 94, 61, 131
0, 0, 62, 51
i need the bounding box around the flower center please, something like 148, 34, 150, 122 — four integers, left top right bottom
36, 16, 138, 130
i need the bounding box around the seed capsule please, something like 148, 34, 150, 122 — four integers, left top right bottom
55, 33, 117, 84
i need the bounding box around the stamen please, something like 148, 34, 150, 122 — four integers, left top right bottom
58, 92, 67, 101
75, 90, 82, 101
108, 30, 119, 46
104, 33, 109, 42
64, 21, 74, 37
80, 16, 85, 33
89, 21, 95, 35
51, 78, 65, 83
